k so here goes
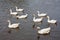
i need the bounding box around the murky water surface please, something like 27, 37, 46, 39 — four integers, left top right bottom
0, 0, 60, 40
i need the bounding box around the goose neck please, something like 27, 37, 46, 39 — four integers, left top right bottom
16, 7, 18, 10
37, 27, 40, 30
37, 11, 40, 14
10, 9, 12, 13
48, 17, 50, 21
33, 16, 35, 20
8, 21, 11, 26
16, 7, 17, 9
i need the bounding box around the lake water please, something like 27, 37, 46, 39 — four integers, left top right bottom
0, 0, 60, 40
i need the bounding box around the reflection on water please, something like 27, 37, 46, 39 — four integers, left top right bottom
32, 22, 42, 29
8, 27, 20, 34
47, 23, 57, 27
37, 33, 50, 40
37, 34, 40, 40
0, 0, 60, 40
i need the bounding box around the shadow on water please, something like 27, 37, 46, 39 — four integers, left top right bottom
37, 33, 50, 40
47, 22, 58, 27
8, 27, 23, 34
32, 22, 42, 29
8, 27, 21, 34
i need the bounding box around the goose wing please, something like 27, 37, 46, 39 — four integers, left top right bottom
38, 27, 50, 34
11, 23, 20, 28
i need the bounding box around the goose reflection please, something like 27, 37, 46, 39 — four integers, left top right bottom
8, 28, 12, 33
47, 22, 57, 27
36, 30, 50, 40
8, 27, 20, 34
32, 23, 35, 28
32, 22, 42, 29
37, 34, 40, 40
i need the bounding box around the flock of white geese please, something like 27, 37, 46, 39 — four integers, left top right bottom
8, 6, 57, 35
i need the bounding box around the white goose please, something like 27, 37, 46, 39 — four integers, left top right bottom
37, 26, 51, 34
10, 9, 18, 16
7, 20, 20, 29
37, 11, 47, 17
15, 6, 24, 12
47, 16, 57, 24
16, 14, 28, 19
33, 14, 43, 22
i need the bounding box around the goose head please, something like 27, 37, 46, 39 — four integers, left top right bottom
7, 20, 10, 22
9, 9, 12, 13
36, 26, 40, 30
37, 11, 40, 14
33, 14, 35, 17
47, 16, 50, 19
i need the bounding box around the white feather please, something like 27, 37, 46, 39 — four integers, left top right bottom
33, 14, 43, 22
37, 27, 51, 34
15, 6, 24, 12
37, 11, 47, 17
16, 14, 28, 19
10, 9, 18, 16
8, 20, 20, 28
47, 16, 57, 24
